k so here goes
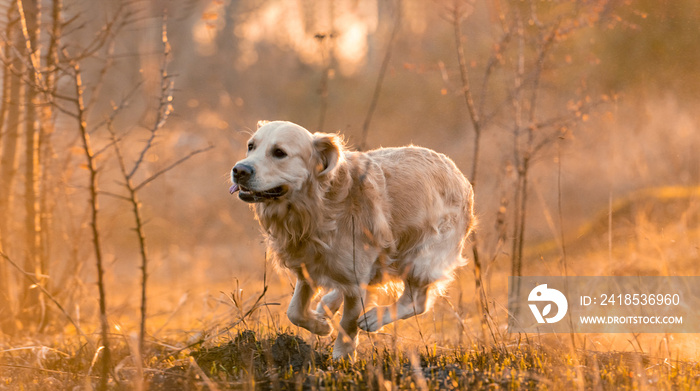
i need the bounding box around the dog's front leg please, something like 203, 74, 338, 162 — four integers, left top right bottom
333, 290, 363, 360
287, 279, 332, 336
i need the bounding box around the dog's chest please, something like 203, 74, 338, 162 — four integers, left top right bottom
273, 236, 357, 288
305, 254, 353, 288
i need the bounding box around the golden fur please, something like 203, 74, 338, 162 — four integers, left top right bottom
230, 121, 475, 359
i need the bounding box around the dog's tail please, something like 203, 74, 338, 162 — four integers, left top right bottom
457, 180, 478, 266
464, 180, 477, 240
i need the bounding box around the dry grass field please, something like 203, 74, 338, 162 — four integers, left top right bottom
3, 185, 700, 389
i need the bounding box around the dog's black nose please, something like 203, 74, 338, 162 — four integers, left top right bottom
232, 163, 254, 184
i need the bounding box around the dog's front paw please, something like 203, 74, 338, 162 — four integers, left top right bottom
307, 310, 333, 336
358, 307, 385, 332
288, 310, 333, 336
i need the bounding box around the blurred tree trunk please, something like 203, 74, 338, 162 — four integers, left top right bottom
0, 0, 22, 335
18, 0, 42, 325
39, 0, 61, 286
0, 31, 6, 334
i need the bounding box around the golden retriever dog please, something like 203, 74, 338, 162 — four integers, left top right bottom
229, 121, 475, 359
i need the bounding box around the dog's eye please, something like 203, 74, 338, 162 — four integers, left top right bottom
247, 143, 254, 152
272, 148, 287, 159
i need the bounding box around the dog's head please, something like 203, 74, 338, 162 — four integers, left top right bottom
230, 121, 343, 203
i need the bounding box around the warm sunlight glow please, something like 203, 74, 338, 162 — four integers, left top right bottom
233, 0, 378, 75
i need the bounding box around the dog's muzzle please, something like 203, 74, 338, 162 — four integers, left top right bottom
232, 163, 254, 184
230, 163, 288, 203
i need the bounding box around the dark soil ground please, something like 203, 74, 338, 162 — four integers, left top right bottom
143, 330, 700, 390
147, 330, 541, 390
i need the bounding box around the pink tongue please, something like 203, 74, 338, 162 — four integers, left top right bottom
229, 184, 239, 194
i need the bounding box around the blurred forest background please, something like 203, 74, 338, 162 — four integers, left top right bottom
0, 0, 699, 363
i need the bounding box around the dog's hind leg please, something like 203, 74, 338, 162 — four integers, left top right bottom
358, 281, 430, 333
315, 289, 343, 318
287, 279, 332, 336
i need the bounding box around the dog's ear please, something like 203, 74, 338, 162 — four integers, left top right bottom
313, 133, 343, 176
256, 120, 270, 129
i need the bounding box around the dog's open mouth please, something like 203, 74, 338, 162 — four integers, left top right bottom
229, 183, 287, 203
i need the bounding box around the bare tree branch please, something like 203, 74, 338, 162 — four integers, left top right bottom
71, 60, 111, 391
127, 22, 173, 179
450, 0, 490, 342
359, 0, 401, 150
134, 145, 215, 192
